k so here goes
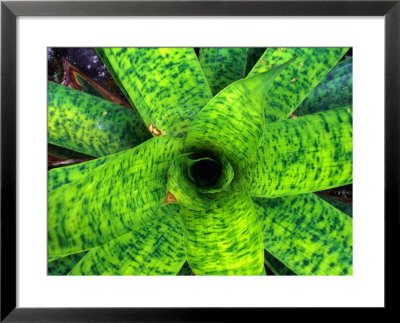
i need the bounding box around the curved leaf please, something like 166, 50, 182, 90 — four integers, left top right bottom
246, 107, 352, 198
248, 47, 349, 122
184, 62, 290, 169
180, 180, 264, 275
48, 81, 150, 157
199, 48, 248, 95
48, 137, 184, 257
96, 48, 213, 137
253, 193, 352, 275
69, 204, 186, 275
296, 58, 353, 116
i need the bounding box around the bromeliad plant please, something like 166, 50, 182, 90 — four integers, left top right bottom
47, 47, 353, 276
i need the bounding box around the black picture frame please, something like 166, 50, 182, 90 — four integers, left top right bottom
1, 0, 398, 321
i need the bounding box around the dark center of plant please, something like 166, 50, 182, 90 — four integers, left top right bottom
166, 151, 234, 208
189, 158, 222, 187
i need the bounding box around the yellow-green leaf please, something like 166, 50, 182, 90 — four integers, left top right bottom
96, 48, 213, 137
69, 204, 186, 275
180, 180, 264, 275
48, 137, 184, 257
246, 107, 353, 197
48, 81, 150, 157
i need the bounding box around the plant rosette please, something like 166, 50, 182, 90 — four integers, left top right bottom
48, 47, 352, 276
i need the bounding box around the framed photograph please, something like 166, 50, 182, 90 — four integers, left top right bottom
1, 0, 398, 321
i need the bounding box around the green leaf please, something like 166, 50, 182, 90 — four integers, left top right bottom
246, 107, 352, 197
48, 81, 150, 157
180, 180, 264, 275
95, 48, 213, 137
263, 250, 296, 276
48, 156, 111, 191
296, 58, 353, 116
245, 48, 267, 76
48, 251, 87, 275
199, 48, 248, 95
184, 62, 290, 169
48, 137, 184, 257
318, 195, 352, 217
248, 47, 349, 122
254, 193, 352, 275
69, 204, 186, 275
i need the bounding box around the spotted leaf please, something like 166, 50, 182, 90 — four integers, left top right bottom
48, 137, 184, 257
199, 47, 248, 95
48, 81, 150, 157
180, 180, 264, 275
95, 48, 213, 137
184, 62, 290, 169
248, 47, 349, 122
69, 204, 186, 275
296, 57, 353, 116
246, 107, 353, 197
253, 193, 352, 275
